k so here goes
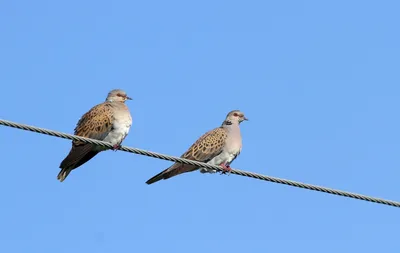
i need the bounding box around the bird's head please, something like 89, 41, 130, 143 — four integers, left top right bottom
106, 89, 132, 103
223, 110, 248, 125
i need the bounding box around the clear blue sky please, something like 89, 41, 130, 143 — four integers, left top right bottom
1, 0, 399, 252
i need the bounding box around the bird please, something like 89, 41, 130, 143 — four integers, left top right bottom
57, 89, 133, 182
145, 110, 248, 185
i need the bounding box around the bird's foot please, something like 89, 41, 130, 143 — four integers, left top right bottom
112, 144, 121, 151
220, 163, 232, 175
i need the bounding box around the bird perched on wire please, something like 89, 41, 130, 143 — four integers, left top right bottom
145, 110, 248, 185
57, 89, 133, 182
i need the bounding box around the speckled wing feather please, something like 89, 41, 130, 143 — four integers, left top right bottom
58, 102, 114, 182
181, 127, 227, 161
73, 102, 114, 143
145, 127, 228, 184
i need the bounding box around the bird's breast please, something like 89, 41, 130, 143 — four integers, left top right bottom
103, 110, 132, 145
114, 112, 132, 134
225, 130, 242, 155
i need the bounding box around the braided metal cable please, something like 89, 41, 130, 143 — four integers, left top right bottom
1, 118, 399, 208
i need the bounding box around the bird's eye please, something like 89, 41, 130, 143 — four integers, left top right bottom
233, 113, 238, 116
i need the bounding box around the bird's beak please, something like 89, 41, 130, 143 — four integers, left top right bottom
126, 96, 132, 100
243, 116, 249, 121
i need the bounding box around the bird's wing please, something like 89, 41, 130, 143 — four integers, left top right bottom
145, 127, 228, 184
73, 102, 114, 144
58, 102, 115, 179
181, 127, 228, 162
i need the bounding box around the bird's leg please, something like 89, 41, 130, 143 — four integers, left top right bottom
112, 144, 121, 151
220, 163, 232, 175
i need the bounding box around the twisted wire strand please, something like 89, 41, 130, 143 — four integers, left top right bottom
1, 118, 399, 208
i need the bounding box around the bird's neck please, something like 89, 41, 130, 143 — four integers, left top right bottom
106, 99, 125, 103
222, 120, 239, 130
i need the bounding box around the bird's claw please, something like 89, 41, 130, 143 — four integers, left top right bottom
220, 164, 232, 175
112, 144, 121, 151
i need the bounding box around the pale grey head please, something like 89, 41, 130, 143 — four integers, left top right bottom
106, 89, 132, 103
222, 110, 248, 126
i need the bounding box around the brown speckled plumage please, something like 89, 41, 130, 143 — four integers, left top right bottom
145, 127, 228, 184
73, 103, 114, 143
182, 127, 227, 162
145, 110, 248, 185
58, 89, 132, 182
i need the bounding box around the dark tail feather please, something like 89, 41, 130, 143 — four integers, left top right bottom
145, 169, 168, 185
57, 168, 73, 182
58, 144, 99, 182
145, 163, 198, 185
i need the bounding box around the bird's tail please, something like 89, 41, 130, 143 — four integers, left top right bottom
145, 169, 168, 185
145, 163, 198, 185
58, 144, 99, 182
57, 168, 72, 182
